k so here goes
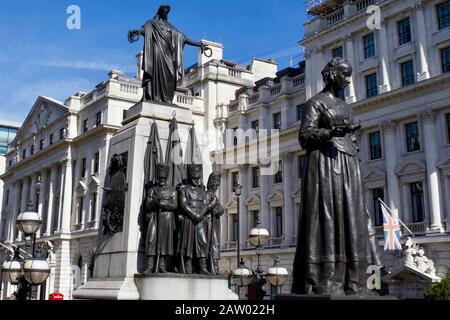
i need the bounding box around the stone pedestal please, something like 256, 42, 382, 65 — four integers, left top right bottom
135, 274, 238, 300
74, 101, 197, 300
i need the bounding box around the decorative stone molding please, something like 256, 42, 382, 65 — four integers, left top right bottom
244, 194, 261, 210
418, 110, 436, 124
380, 120, 397, 134
363, 166, 387, 189
395, 159, 427, 184
437, 155, 450, 176
267, 190, 284, 207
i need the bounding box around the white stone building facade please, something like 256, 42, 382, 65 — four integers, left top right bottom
215, 0, 450, 299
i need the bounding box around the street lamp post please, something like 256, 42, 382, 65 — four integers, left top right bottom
1, 176, 50, 300
232, 211, 289, 300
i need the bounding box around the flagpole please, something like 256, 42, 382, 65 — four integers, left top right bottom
378, 198, 415, 237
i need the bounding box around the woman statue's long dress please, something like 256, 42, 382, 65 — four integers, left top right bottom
291, 58, 373, 296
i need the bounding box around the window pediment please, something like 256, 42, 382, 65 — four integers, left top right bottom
363, 167, 386, 182
267, 190, 284, 203
395, 160, 426, 176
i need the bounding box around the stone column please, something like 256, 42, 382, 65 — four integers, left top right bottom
37, 170, 48, 238
20, 176, 30, 213
260, 164, 271, 232
304, 50, 313, 100
381, 121, 401, 219
282, 152, 295, 244
18, 177, 30, 241
8, 181, 21, 242
60, 157, 73, 234
345, 34, 356, 103
45, 166, 58, 236
238, 165, 249, 248
378, 22, 391, 93
419, 111, 444, 232
414, 2, 430, 81
29, 174, 37, 211
315, 48, 325, 94
53, 240, 72, 299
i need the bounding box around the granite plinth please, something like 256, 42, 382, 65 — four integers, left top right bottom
134, 273, 238, 300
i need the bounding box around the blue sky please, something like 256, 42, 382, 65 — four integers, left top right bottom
0, 0, 307, 122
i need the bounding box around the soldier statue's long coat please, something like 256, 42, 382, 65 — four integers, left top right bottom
177, 184, 209, 259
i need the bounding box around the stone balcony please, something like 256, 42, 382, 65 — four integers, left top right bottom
304, 0, 385, 38
226, 74, 305, 116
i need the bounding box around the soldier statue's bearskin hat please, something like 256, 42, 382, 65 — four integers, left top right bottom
187, 164, 202, 178
156, 163, 170, 178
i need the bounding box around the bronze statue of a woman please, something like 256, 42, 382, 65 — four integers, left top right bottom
291, 57, 374, 296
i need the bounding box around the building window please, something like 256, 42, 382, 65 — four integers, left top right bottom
273, 112, 281, 130
91, 193, 97, 222
447, 113, 450, 143
81, 158, 87, 178
363, 33, 375, 59
22, 149, 26, 160
275, 207, 283, 237
96, 112, 102, 127
60, 128, 65, 140
405, 122, 420, 152
78, 197, 84, 224
231, 171, 239, 192
83, 119, 89, 133
297, 155, 305, 179
372, 188, 384, 226
252, 166, 260, 188
274, 160, 283, 184
332, 46, 343, 58
8, 160, 12, 167
296, 104, 305, 121
6, 190, 9, 205
232, 214, 238, 241
251, 120, 259, 133
369, 131, 382, 160
441, 47, 450, 73
401, 60, 415, 86
437, 1, 450, 30
123, 110, 127, 121
39, 139, 44, 150
0, 126, 18, 156
251, 210, 260, 228
410, 182, 425, 223
93, 152, 100, 174
397, 18, 412, 45
49, 134, 54, 145
365, 73, 378, 98
233, 127, 238, 146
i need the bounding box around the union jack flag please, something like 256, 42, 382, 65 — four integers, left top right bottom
379, 200, 402, 251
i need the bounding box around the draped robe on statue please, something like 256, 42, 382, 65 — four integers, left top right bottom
142, 18, 186, 103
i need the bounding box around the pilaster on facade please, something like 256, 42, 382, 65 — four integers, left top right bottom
380, 120, 401, 219
413, 1, 430, 82
418, 110, 444, 233
378, 21, 391, 94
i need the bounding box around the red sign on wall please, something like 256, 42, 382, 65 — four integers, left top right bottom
49, 293, 64, 300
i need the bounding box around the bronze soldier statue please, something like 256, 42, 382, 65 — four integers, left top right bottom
206, 172, 224, 275
177, 164, 212, 274
128, 4, 208, 104
144, 163, 178, 274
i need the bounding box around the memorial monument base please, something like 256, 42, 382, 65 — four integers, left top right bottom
73, 277, 140, 300
135, 274, 238, 300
